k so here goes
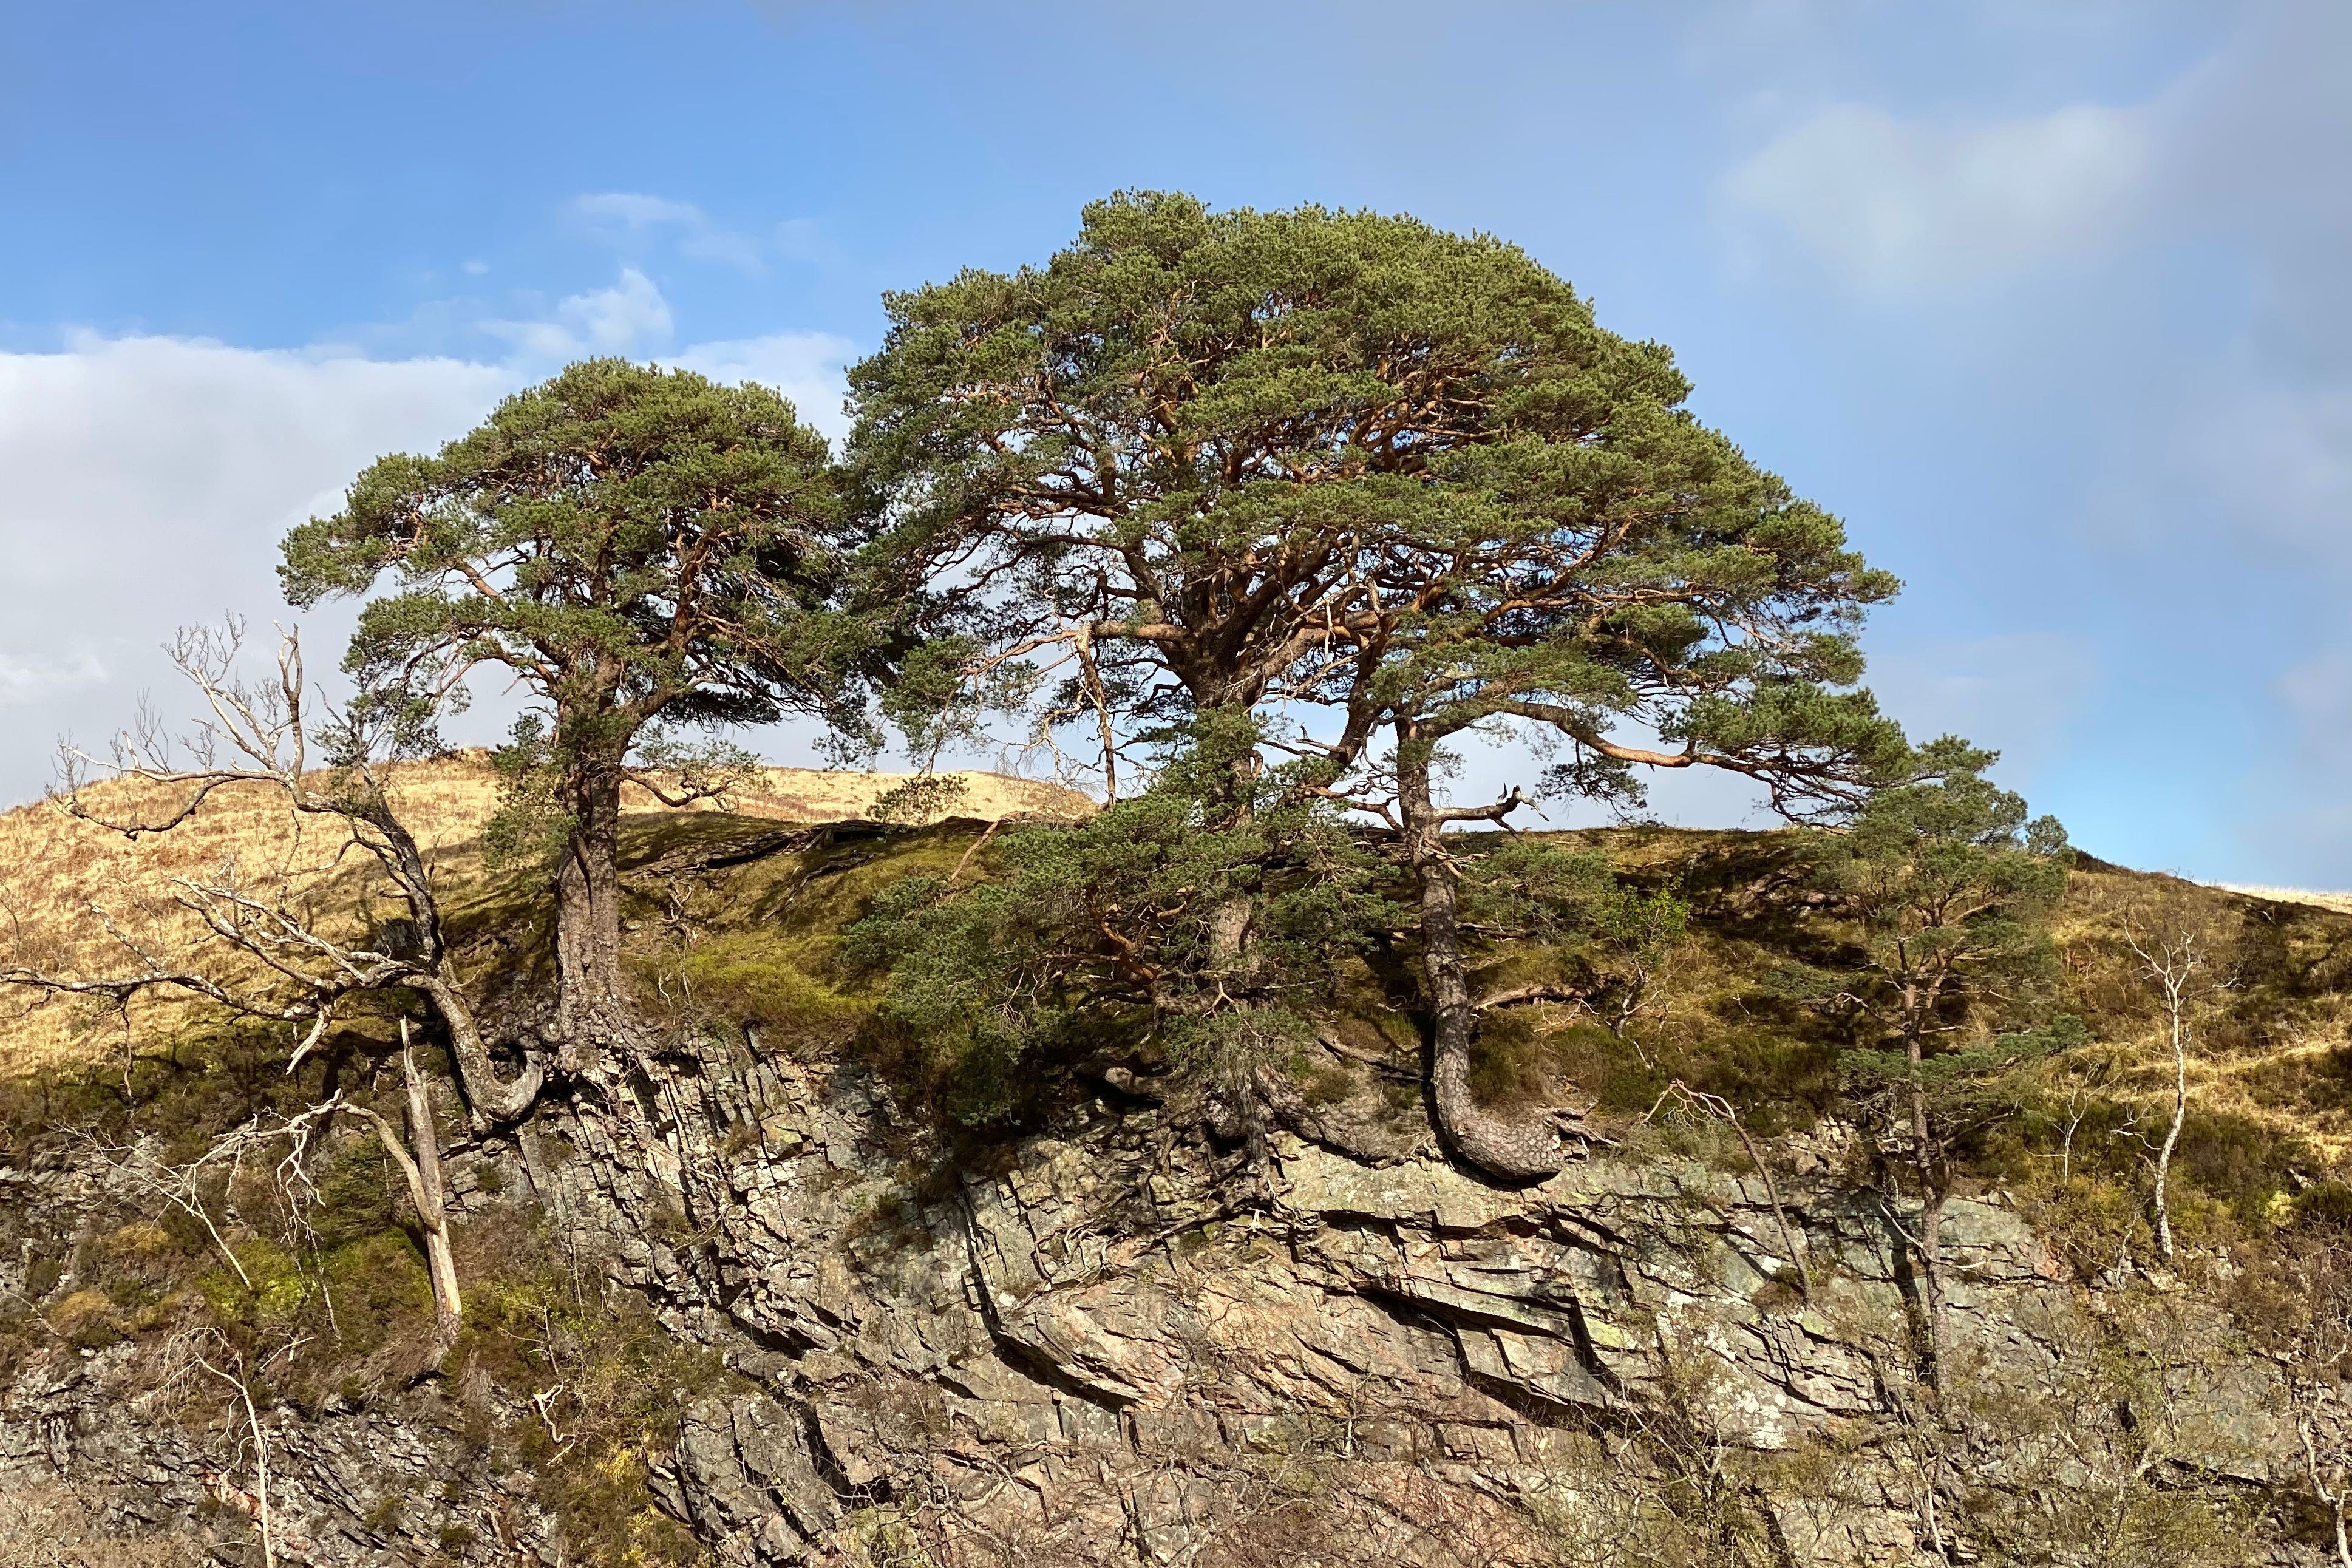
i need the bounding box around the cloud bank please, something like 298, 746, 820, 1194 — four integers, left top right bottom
0, 288, 858, 809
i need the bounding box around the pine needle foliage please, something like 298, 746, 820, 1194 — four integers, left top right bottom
1810, 747, 2078, 1379
845, 726, 1399, 1127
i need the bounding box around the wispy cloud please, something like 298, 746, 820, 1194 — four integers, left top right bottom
667, 331, 858, 441
574, 192, 773, 274
0, 317, 863, 804
0, 334, 512, 801
479, 267, 676, 361
0, 650, 106, 707
1722, 100, 2154, 294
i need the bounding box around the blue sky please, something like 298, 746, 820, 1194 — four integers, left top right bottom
2, 1, 2347, 884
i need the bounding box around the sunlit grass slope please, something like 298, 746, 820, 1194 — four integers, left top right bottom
0, 752, 1086, 1074
13, 759, 2352, 1239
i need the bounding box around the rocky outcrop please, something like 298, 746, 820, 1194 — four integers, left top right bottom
0, 1034, 2311, 1564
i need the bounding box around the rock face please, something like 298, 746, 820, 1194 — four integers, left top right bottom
0, 1039, 2309, 1565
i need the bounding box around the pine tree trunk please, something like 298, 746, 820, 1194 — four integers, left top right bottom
554, 742, 631, 1066
1906, 1023, 1949, 1388
1396, 723, 1562, 1182
419, 977, 542, 1122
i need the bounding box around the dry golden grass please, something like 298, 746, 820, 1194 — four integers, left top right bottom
0, 752, 1087, 1075
2212, 883, 2352, 917
2062, 863, 2352, 1163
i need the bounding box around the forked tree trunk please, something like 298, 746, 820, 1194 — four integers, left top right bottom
346, 781, 541, 1121
1396, 724, 1563, 1182
403, 1045, 464, 1348
359, 1027, 464, 1351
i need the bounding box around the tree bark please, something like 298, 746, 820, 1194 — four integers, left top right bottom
404, 1044, 463, 1348
1396, 722, 1563, 1182
1906, 1022, 1949, 1389
418, 977, 542, 1122
554, 741, 631, 1065
361, 1027, 464, 1351
349, 778, 542, 1119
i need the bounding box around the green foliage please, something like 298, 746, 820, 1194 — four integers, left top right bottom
1818, 751, 2074, 1071
846, 731, 1399, 1126
1461, 836, 1693, 1042
1592, 883, 1693, 969
283, 359, 860, 741
1827, 747, 2070, 993
1460, 839, 1619, 937
866, 773, 969, 826
848, 189, 1909, 810
1843, 1014, 2088, 1134
483, 713, 576, 870
282, 360, 881, 1016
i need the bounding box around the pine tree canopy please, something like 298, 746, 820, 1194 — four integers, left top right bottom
846, 189, 1906, 804
281, 358, 866, 758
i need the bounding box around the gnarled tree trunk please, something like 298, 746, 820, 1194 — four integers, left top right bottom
1396, 722, 1563, 1182
416, 977, 542, 1124
554, 741, 633, 1066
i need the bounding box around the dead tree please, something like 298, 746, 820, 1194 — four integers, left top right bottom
89, 1015, 465, 1349
259, 1026, 463, 1345
372, 1022, 463, 1344
178, 1331, 280, 1568
2115, 889, 2231, 1265
0, 618, 540, 1122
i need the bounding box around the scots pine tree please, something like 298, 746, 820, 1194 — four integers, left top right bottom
1822, 753, 2073, 1383
282, 360, 867, 1061
848, 191, 1914, 1178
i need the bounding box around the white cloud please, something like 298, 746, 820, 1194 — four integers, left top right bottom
0, 650, 106, 707
481, 267, 676, 361
0, 335, 513, 804
1722, 100, 2155, 293
0, 321, 860, 806
574, 192, 770, 273
667, 331, 858, 441
565, 268, 675, 352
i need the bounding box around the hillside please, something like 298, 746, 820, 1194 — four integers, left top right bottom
8, 806, 2352, 1564
0, 754, 1088, 1075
